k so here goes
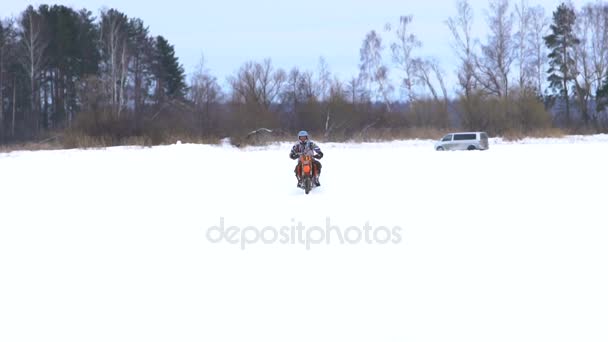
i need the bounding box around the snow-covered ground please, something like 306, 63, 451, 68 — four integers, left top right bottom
1, 136, 607, 342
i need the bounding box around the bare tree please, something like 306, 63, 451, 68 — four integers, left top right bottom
325, 77, 350, 136
577, 3, 608, 125
413, 58, 449, 106
256, 59, 285, 110
359, 30, 392, 111
447, 0, 487, 131
228, 59, 285, 120
19, 6, 47, 133
315, 58, 333, 135
447, 0, 477, 98
299, 70, 316, 100
575, 5, 592, 124
345, 76, 367, 104
316, 56, 331, 102
573, 4, 604, 126
376, 65, 393, 112
585, 4, 608, 94
528, 5, 549, 95
119, 40, 129, 117
283, 67, 301, 111
128, 18, 152, 115
389, 15, 421, 102
514, 0, 535, 92
359, 30, 381, 93
475, 0, 514, 98
190, 55, 222, 135
100, 9, 130, 117
281, 67, 314, 120
279, 66, 321, 131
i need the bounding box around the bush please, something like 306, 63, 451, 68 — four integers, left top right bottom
456, 90, 552, 136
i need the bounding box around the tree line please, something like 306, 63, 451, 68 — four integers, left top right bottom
1, 1, 608, 147
0, 5, 186, 146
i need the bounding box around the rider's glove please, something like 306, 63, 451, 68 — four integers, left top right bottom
314, 152, 323, 159
290, 152, 298, 160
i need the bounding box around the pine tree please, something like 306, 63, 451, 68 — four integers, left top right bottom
127, 18, 153, 114
153, 35, 186, 103
0, 21, 5, 134
596, 76, 608, 114
544, 3, 580, 127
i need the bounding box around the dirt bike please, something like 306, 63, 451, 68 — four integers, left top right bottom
296, 150, 319, 195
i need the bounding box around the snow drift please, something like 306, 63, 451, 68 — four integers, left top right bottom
1, 136, 607, 342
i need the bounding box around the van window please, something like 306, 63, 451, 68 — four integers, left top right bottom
442, 134, 453, 142
454, 133, 477, 140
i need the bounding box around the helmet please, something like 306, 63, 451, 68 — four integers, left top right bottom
298, 130, 309, 140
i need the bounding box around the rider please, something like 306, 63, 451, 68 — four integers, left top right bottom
289, 130, 323, 187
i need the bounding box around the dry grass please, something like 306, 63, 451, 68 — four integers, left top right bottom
501, 128, 566, 141
61, 133, 145, 149
229, 130, 292, 147
0, 126, 597, 153
61, 132, 225, 149
344, 127, 453, 143
332, 127, 569, 143
1, 133, 225, 153
0, 142, 62, 154
149, 133, 224, 146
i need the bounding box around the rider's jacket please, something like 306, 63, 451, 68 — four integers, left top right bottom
289, 140, 322, 159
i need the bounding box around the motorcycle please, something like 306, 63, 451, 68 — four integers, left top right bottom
295, 150, 319, 195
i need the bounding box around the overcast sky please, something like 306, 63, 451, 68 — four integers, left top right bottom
2, 0, 589, 91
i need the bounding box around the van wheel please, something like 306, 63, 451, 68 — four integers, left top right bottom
467, 145, 476, 150
436, 146, 445, 151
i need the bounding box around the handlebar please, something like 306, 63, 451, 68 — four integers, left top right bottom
294, 152, 321, 159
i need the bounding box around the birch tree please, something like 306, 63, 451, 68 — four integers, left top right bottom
19, 6, 47, 132
475, 0, 514, 98
514, 0, 534, 92
389, 15, 421, 102
100, 9, 129, 117
447, 0, 476, 98
359, 30, 392, 111
528, 6, 549, 95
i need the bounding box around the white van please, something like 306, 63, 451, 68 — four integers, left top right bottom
435, 132, 489, 151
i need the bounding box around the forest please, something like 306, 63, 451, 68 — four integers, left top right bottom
1, 1, 608, 148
